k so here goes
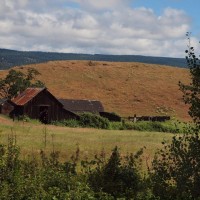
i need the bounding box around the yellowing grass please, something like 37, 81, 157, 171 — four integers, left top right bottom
0, 120, 173, 168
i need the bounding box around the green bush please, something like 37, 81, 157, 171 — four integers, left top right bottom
64, 119, 80, 127
51, 119, 80, 127
150, 126, 200, 200
110, 120, 183, 133
52, 114, 110, 129
6, 129, 200, 199
0, 135, 149, 199
79, 113, 110, 129
82, 146, 145, 199
51, 115, 183, 133
0, 135, 110, 199
110, 122, 124, 130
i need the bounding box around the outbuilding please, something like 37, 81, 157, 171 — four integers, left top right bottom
0, 98, 14, 115
58, 99, 104, 114
11, 87, 79, 123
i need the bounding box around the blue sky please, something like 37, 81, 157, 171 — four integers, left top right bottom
132, 0, 199, 35
0, 0, 199, 58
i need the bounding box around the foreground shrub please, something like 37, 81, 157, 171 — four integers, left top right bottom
79, 113, 110, 129
0, 135, 109, 199
1, 135, 138, 199
82, 146, 145, 199
150, 126, 200, 200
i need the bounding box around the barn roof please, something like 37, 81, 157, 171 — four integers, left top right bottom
11, 87, 45, 106
59, 99, 104, 113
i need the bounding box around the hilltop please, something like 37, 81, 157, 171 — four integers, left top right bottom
0, 48, 187, 70
0, 60, 190, 121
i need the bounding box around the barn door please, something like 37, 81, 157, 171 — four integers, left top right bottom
39, 106, 49, 124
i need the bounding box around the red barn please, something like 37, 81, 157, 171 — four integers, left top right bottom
11, 87, 78, 123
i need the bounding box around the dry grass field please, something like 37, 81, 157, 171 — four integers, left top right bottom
0, 115, 173, 169
0, 60, 190, 120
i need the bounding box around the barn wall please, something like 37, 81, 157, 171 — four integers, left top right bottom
23, 90, 77, 122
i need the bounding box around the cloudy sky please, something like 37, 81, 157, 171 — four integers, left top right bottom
0, 0, 199, 58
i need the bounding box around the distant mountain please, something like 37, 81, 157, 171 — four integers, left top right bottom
0, 48, 187, 70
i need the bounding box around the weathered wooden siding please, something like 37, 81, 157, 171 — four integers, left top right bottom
20, 89, 78, 122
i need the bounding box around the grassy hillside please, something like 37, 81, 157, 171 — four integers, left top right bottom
0, 60, 190, 120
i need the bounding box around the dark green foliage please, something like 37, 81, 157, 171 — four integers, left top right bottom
100, 112, 121, 122
82, 146, 145, 199
0, 135, 114, 199
144, 34, 200, 200
179, 32, 200, 123
0, 134, 149, 199
51, 114, 110, 129
79, 113, 110, 129
150, 127, 200, 200
0, 134, 43, 200
110, 120, 183, 133
52, 117, 183, 133
52, 113, 110, 129
51, 119, 80, 127
0, 68, 45, 99
149, 34, 200, 200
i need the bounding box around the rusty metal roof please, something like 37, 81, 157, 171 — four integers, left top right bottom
11, 88, 45, 106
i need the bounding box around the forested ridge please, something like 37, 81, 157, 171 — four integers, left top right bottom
0, 48, 186, 69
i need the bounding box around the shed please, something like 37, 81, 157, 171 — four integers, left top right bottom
11, 88, 78, 123
59, 99, 104, 114
0, 98, 14, 115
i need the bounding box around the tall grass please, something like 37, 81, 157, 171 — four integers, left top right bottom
0, 132, 147, 199
0, 120, 173, 164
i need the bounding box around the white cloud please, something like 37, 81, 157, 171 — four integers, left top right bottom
73, 0, 130, 10
0, 0, 197, 57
